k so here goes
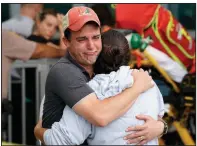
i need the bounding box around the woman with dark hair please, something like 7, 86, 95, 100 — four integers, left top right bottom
35, 29, 165, 145
94, 29, 131, 74
27, 9, 66, 50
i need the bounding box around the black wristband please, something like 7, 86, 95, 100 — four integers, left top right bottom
158, 118, 168, 138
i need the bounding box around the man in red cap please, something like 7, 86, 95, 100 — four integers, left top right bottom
34, 6, 166, 145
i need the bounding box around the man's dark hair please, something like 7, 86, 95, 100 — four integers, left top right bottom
64, 28, 71, 41
94, 29, 131, 74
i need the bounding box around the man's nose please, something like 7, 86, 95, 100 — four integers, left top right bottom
87, 40, 94, 50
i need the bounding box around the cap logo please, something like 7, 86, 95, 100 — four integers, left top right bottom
79, 8, 92, 16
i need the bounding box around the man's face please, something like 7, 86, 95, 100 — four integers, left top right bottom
33, 4, 43, 13
27, 4, 43, 20
66, 23, 102, 66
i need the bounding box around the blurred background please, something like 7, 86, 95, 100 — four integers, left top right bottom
1, 3, 196, 36
1, 3, 196, 145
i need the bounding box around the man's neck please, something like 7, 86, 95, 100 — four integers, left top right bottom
68, 52, 94, 78
20, 8, 35, 20
82, 65, 94, 78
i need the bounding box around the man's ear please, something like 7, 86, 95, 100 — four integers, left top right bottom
62, 37, 70, 48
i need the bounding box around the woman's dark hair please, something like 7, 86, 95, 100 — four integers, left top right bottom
94, 29, 131, 74
38, 9, 57, 22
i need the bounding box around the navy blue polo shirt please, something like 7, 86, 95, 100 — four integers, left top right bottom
42, 51, 94, 128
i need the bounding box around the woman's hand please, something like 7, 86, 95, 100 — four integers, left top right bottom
56, 13, 68, 50
124, 115, 164, 145
57, 13, 64, 30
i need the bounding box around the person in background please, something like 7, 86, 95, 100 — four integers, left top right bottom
27, 9, 66, 50
2, 4, 43, 37
2, 30, 66, 130
2, 4, 44, 81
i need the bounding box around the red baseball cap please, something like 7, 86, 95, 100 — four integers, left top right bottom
62, 6, 101, 32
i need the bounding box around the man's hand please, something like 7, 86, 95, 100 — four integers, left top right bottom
34, 120, 47, 144
124, 115, 164, 145
132, 68, 154, 93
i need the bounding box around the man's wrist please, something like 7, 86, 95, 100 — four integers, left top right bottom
158, 118, 168, 138
34, 127, 47, 144
132, 84, 143, 95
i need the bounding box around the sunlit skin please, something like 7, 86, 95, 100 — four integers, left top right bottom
64, 23, 102, 74
35, 14, 58, 40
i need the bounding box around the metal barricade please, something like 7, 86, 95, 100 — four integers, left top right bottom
7, 58, 58, 145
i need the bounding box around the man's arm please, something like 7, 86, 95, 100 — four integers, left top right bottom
31, 43, 66, 59
73, 86, 139, 127
35, 106, 92, 145
2, 30, 66, 60
124, 115, 165, 145
73, 69, 154, 126
51, 64, 153, 127
34, 120, 47, 144
124, 83, 166, 144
